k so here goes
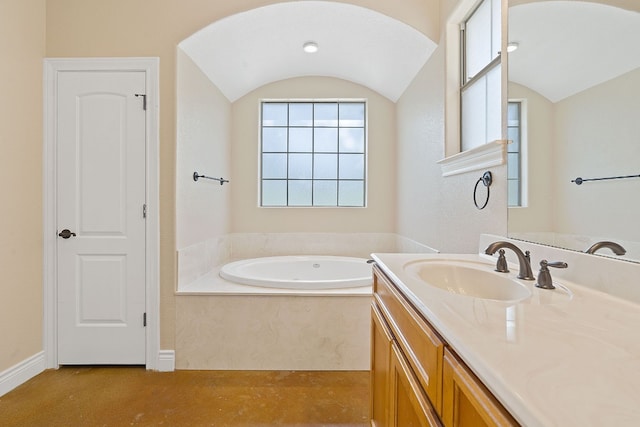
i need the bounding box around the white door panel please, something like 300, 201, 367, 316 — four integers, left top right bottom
57, 71, 146, 364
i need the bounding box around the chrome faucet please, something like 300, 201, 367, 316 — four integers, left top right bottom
484, 241, 535, 280
585, 241, 627, 256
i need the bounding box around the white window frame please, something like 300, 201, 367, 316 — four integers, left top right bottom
507, 98, 528, 208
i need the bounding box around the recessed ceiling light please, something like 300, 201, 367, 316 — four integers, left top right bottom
303, 41, 319, 53
507, 42, 519, 53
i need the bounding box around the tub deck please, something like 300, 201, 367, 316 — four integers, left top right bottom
178, 265, 372, 296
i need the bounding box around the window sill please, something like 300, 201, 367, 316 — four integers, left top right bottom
437, 140, 507, 177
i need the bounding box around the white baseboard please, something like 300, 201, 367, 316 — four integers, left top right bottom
0, 352, 46, 397
156, 350, 175, 372
0, 350, 174, 396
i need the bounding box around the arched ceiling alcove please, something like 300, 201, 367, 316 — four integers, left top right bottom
509, 1, 640, 102
178, 1, 437, 102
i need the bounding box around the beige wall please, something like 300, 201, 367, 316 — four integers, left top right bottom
508, 69, 640, 244
0, 0, 46, 371
395, 0, 508, 253
0, 0, 507, 374
230, 77, 396, 233
41, 0, 440, 357
176, 50, 231, 250
554, 68, 640, 241
396, 44, 508, 253
507, 82, 555, 233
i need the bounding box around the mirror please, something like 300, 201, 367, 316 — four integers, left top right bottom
507, 0, 640, 263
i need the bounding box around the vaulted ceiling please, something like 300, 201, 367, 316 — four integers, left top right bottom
179, 1, 437, 102
509, 1, 640, 102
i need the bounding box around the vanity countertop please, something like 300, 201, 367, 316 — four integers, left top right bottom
371, 252, 640, 427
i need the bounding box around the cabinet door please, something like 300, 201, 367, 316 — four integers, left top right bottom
374, 266, 444, 413
371, 303, 393, 427
389, 342, 442, 427
442, 349, 519, 427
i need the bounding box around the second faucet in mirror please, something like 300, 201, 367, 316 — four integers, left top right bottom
585, 241, 627, 256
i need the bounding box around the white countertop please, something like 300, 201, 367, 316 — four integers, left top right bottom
371, 252, 640, 427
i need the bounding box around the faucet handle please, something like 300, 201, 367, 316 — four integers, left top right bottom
535, 260, 568, 290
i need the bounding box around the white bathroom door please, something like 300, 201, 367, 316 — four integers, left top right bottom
56, 70, 147, 364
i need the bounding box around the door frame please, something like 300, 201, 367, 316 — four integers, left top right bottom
43, 58, 161, 370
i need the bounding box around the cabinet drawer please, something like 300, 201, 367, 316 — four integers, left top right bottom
374, 265, 444, 414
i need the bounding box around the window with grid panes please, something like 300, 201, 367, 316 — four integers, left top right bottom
507, 101, 522, 206
260, 101, 366, 207
460, 0, 502, 152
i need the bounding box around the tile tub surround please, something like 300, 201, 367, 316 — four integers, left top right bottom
175, 294, 371, 370
174, 233, 437, 370
372, 252, 640, 427
177, 232, 438, 291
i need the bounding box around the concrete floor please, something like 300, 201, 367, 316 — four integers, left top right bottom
0, 367, 370, 426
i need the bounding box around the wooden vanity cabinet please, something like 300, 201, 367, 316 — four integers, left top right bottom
389, 341, 442, 426
371, 301, 440, 427
371, 303, 392, 426
372, 265, 444, 427
371, 265, 519, 427
442, 348, 518, 427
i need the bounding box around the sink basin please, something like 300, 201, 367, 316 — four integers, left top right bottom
403, 260, 531, 302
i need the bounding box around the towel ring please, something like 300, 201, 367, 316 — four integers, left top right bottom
473, 171, 492, 210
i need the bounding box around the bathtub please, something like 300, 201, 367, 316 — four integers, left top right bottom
219, 255, 373, 290
177, 255, 373, 370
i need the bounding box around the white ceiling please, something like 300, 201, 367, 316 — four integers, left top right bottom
509, 1, 640, 103
178, 1, 437, 102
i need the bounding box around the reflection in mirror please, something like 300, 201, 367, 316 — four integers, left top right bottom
507, 0, 640, 263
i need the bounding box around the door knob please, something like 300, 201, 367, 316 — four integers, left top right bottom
58, 229, 76, 239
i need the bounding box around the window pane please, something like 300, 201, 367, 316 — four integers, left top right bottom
339, 154, 364, 179
262, 127, 287, 152
486, 64, 502, 143
288, 153, 312, 179
289, 128, 312, 152
465, 0, 493, 79
507, 130, 520, 151
262, 153, 287, 179
314, 128, 338, 152
262, 103, 288, 126
262, 180, 287, 206
461, 77, 487, 151
288, 180, 312, 206
339, 103, 365, 127
339, 181, 364, 206
508, 101, 520, 122
339, 128, 365, 153
289, 103, 313, 127
314, 154, 338, 179
314, 103, 338, 127
508, 179, 520, 207
313, 181, 338, 206
507, 153, 520, 179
